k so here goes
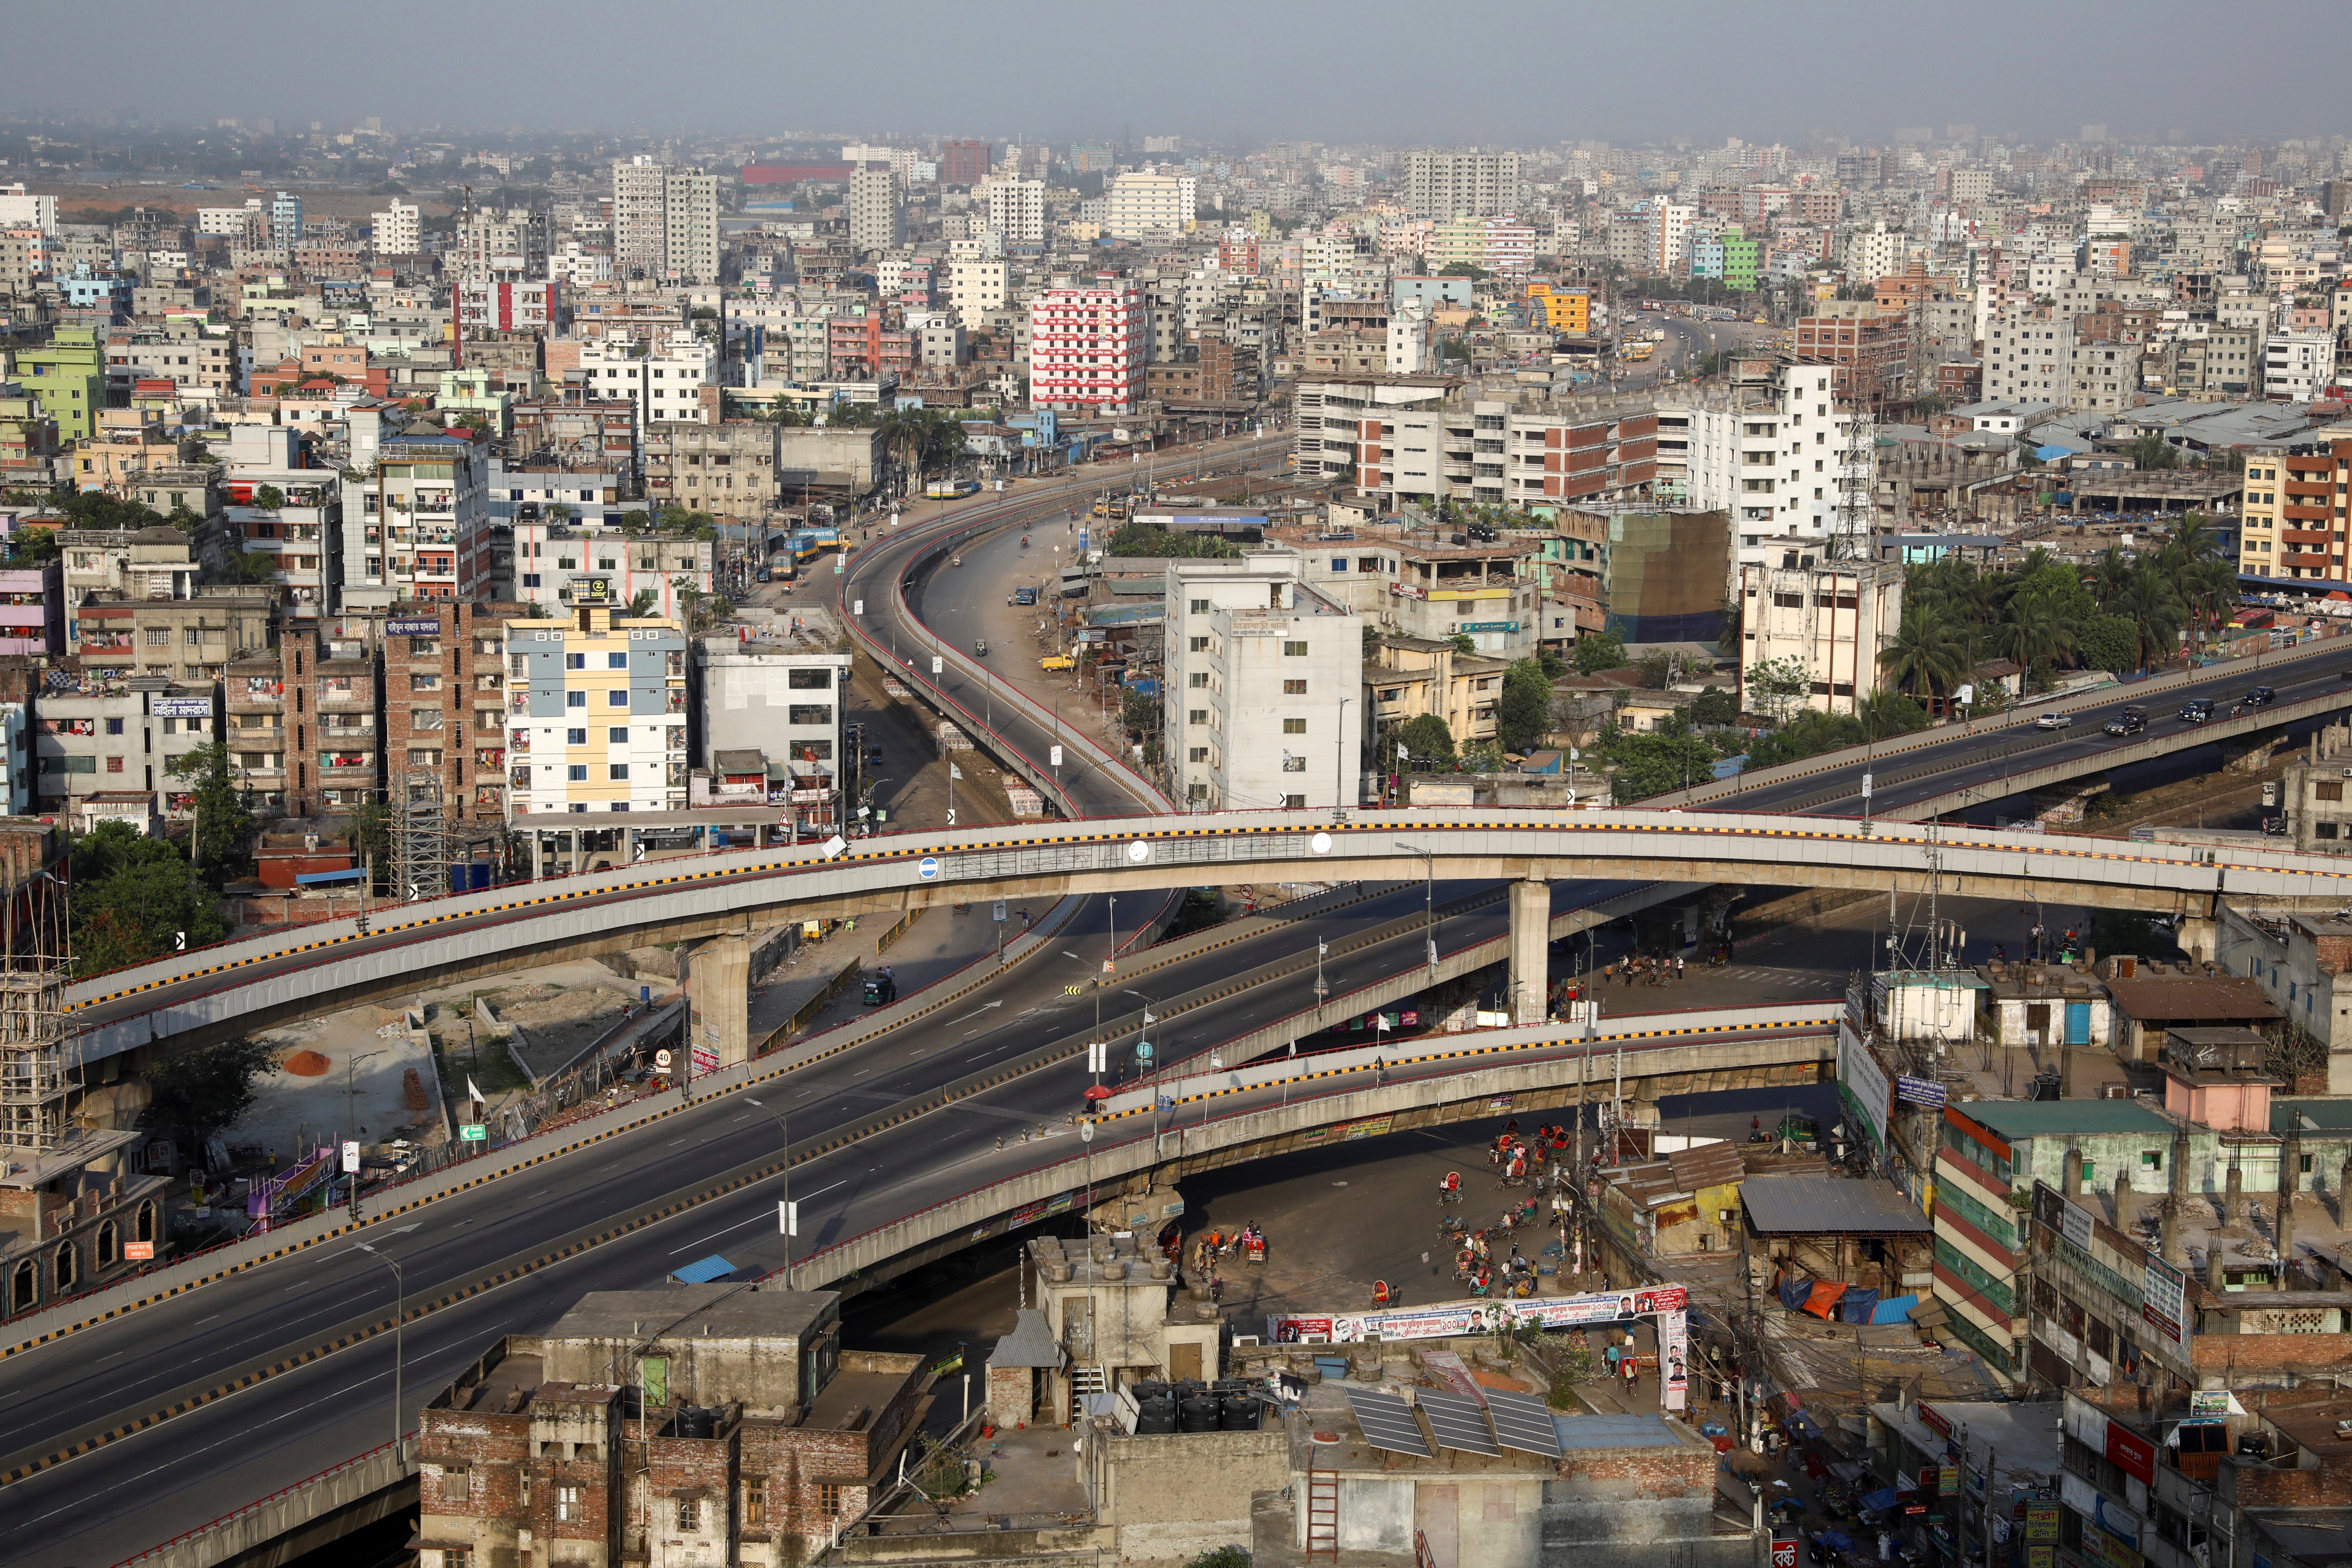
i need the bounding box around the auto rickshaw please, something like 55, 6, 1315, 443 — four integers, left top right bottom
861, 973, 897, 1007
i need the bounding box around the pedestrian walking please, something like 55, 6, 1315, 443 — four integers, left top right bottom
1621, 1344, 1640, 1393
1604, 1340, 1622, 1379
1674, 955, 1685, 981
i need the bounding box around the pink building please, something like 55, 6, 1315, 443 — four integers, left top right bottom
1027, 276, 1145, 414
0, 563, 60, 656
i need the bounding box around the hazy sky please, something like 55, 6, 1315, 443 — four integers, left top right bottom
13, 0, 2347, 148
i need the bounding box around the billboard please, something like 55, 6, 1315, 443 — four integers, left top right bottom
386, 616, 443, 636
149, 696, 214, 719
1839, 1024, 1891, 1150
1268, 1284, 1687, 1345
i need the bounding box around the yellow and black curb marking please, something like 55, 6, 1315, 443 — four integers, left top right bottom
1093, 1014, 1843, 1124
0, 1147, 807, 1489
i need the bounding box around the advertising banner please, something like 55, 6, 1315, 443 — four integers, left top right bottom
2142, 1254, 2189, 1357
1661, 1307, 1690, 1411
1266, 1284, 1688, 1345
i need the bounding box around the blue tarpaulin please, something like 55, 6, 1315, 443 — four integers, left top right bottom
1778, 1275, 1813, 1312
671, 1255, 737, 1284
1838, 1287, 1881, 1323
1861, 1488, 1900, 1514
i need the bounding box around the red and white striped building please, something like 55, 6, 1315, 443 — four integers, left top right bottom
1026, 276, 1145, 414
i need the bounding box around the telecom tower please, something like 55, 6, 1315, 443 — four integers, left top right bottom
1831, 401, 1875, 560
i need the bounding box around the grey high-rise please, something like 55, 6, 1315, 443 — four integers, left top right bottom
1405, 150, 1522, 219
848, 163, 903, 256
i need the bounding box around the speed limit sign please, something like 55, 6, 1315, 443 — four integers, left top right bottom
654, 1049, 673, 1069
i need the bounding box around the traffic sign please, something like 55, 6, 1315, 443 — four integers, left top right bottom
125, 1241, 155, 1261
992, 901, 1006, 923
1136, 1042, 1154, 1061
341, 1139, 360, 1174
1049, 745, 1063, 767
853, 599, 864, 615
655, 1049, 673, 1069
932, 656, 944, 674
918, 856, 940, 880
460, 1123, 487, 1142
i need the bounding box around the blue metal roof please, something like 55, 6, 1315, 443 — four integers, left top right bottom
671, 1255, 738, 1284
1554, 1412, 1684, 1450
295, 868, 363, 886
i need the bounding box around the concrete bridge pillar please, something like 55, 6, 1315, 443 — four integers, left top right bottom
688, 931, 752, 1071
2176, 915, 2217, 967
2223, 734, 2284, 774
1509, 879, 1550, 1025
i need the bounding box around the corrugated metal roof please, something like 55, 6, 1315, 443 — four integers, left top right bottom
1668, 1141, 1746, 1193
1554, 1413, 1683, 1451
1740, 1174, 1930, 1235
988, 1308, 1064, 1370
2104, 975, 2280, 1024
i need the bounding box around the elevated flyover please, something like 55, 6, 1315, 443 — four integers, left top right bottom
64, 806, 2352, 1065
1651, 633, 2352, 820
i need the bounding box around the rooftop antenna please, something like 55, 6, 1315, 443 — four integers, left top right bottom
1831, 395, 1873, 562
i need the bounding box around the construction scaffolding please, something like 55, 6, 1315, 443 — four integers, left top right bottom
389, 768, 451, 904
0, 866, 133, 1185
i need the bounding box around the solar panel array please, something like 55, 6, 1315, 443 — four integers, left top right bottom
1418, 1390, 1500, 1456
1484, 1388, 1564, 1458
1344, 1388, 1433, 1457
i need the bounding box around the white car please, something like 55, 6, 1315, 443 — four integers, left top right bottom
2035, 712, 2072, 730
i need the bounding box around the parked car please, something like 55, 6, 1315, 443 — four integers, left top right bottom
2035, 712, 2072, 730
2244, 685, 2277, 708
2103, 707, 2148, 736
2179, 698, 2215, 724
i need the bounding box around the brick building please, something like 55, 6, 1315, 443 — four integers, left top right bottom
382, 600, 533, 826
1792, 301, 1909, 405
231, 615, 389, 817
415, 1286, 927, 1568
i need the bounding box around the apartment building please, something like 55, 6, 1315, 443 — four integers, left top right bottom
75, 578, 270, 689
1027, 276, 1145, 414
644, 420, 779, 519
0, 562, 59, 656
382, 601, 533, 826
502, 598, 690, 825
2264, 331, 2337, 402
982, 178, 1045, 247
1736, 541, 1905, 717
1163, 549, 1361, 813
1103, 172, 1196, 240
1666, 364, 1869, 560
371, 197, 420, 255
2235, 440, 2347, 582
1288, 374, 1456, 486
697, 637, 855, 834
1405, 150, 1521, 219
944, 258, 1008, 330
1338, 392, 1656, 514
1364, 636, 1509, 752
338, 431, 489, 610
610, 158, 719, 285
17, 326, 103, 443
847, 164, 902, 256
941, 139, 990, 186
103, 327, 235, 399
1792, 302, 1908, 403
34, 678, 215, 823
224, 471, 339, 619
509, 521, 714, 622
577, 334, 716, 433
2172, 327, 2259, 399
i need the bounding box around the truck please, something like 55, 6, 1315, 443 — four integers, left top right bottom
1011, 585, 1038, 606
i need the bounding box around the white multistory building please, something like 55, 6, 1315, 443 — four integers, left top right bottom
1163, 549, 1362, 813
2265, 331, 2338, 402
577, 333, 716, 431
1404, 151, 1522, 219
1662, 365, 1871, 569
0, 185, 58, 234
370, 198, 421, 255
1387, 298, 1433, 373
1844, 222, 1910, 285
1027, 276, 1145, 413
983, 179, 1046, 247
946, 258, 1007, 329
1737, 545, 1907, 719
847, 164, 902, 255
1103, 173, 1196, 240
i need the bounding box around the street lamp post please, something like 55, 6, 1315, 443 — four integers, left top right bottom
355, 1242, 405, 1457
746, 1097, 793, 1289
1394, 840, 1437, 968
1335, 697, 1353, 811
345, 1048, 384, 1220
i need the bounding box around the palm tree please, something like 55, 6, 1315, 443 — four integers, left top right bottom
1992, 598, 2076, 676
2115, 565, 2187, 671
2092, 543, 2134, 602
1879, 606, 1972, 705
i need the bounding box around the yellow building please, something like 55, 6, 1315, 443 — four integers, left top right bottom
1365, 636, 1508, 749
503, 595, 689, 827
1527, 282, 1591, 334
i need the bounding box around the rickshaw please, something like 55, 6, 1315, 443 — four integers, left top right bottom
861, 973, 897, 1006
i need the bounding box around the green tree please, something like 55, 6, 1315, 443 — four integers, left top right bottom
167, 743, 258, 870
253, 483, 284, 511
1105, 521, 1238, 560
1496, 659, 1556, 752
628, 588, 660, 616
2129, 431, 2182, 470
2077, 614, 2138, 674
1603, 729, 1721, 801
141, 1036, 280, 1153
231, 550, 280, 585
1745, 655, 1813, 724
1991, 597, 2077, 677
351, 799, 390, 889
69, 820, 231, 975
1688, 687, 1739, 727
8, 523, 58, 563
1571, 629, 1626, 674
1447, 632, 1476, 655
1878, 606, 1971, 703
1391, 713, 1456, 768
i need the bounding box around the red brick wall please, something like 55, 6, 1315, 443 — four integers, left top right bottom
1554, 1442, 1717, 1499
